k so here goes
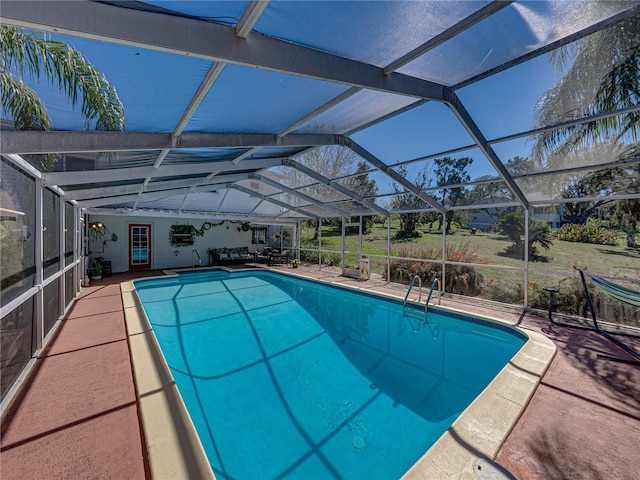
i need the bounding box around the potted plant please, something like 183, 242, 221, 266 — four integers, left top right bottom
291, 259, 300, 268
88, 258, 103, 280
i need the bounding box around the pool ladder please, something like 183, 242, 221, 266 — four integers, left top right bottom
403, 275, 422, 308
404, 276, 441, 314
424, 278, 441, 318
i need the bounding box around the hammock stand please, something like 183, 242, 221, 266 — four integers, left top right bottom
575, 267, 640, 365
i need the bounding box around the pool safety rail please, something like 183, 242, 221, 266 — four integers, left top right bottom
192, 249, 202, 268
403, 275, 422, 307
403, 277, 441, 320
425, 278, 442, 315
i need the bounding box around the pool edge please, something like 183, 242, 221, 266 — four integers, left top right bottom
123, 271, 556, 480
121, 280, 216, 480
402, 327, 556, 480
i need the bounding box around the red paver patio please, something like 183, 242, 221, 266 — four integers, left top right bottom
2, 267, 639, 479
1, 274, 149, 480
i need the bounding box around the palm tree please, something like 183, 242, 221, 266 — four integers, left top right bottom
533, 14, 640, 158
533, 13, 640, 246
0, 25, 125, 135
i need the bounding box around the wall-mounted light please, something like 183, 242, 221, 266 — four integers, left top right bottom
88, 221, 108, 242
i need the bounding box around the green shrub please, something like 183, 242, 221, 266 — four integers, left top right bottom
321, 252, 342, 266
384, 242, 486, 296
482, 278, 523, 304
554, 221, 619, 246
527, 278, 639, 327
498, 212, 553, 259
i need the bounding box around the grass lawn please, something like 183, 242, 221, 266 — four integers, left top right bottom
301, 220, 640, 279
300, 220, 639, 325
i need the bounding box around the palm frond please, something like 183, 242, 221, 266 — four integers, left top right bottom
534, 15, 640, 159
0, 70, 51, 130
0, 25, 125, 131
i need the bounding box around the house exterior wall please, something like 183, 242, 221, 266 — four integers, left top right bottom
466, 205, 563, 231
86, 215, 276, 273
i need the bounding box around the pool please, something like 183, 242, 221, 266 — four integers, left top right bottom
134, 269, 527, 479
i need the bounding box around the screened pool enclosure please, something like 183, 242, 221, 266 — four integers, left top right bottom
1, 1, 639, 403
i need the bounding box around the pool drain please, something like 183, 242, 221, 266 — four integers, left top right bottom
352, 436, 365, 450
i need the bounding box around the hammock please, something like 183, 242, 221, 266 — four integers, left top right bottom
574, 267, 640, 363
588, 274, 640, 308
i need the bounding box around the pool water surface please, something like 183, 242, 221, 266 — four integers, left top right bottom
135, 269, 525, 480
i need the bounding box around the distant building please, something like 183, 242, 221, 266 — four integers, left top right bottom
466, 203, 563, 231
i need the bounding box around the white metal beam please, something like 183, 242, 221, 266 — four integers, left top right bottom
65, 172, 251, 200
383, 1, 514, 75
142, 62, 227, 189
231, 184, 319, 219
236, 1, 270, 39
42, 158, 283, 186
445, 89, 529, 208
345, 139, 445, 214
250, 174, 350, 217
284, 159, 389, 216
77, 183, 225, 208
82, 207, 297, 224
1, 1, 445, 101
0, 131, 337, 155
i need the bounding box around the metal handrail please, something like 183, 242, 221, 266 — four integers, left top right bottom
425, 278, 441, 316
192, 249, 201, 268
403, 275, 422, 307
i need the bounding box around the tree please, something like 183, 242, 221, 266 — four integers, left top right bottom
558, 146, 639, 226
560, 177, 609, 225
534, 15, 640, 159
464, 156, 534, 228
533, 15, 640, 241
343, 161, 378, 234
434, 156, 473, 232
498, 212, 553, 260
284, 143, 371, 239
390, 166, 432, 238
615, 198, 640, 247
0, 26, 125, 167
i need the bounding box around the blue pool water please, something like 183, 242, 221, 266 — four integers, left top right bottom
135, 269, 525, 480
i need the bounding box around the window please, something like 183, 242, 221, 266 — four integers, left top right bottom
251, 227, 267, 244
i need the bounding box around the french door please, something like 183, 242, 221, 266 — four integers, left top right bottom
129, 224, 151, 270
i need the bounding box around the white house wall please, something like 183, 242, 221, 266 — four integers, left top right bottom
87, 215, 263, 273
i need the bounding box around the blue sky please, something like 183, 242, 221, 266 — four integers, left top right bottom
7, 16, 564, 186
353, 52, 563, 182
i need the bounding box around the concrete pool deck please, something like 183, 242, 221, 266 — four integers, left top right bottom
2, 265, 639, 479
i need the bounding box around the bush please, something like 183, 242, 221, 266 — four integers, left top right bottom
300, 241, 318, 264
384, 242, 487, 296
482, 278, 523, 304
498, 212, 552, 259
322, 252, 342, 266
527, 278, 639, 327
554, 221, 619, 246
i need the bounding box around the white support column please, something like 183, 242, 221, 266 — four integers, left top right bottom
441, 212, 447, 293
318, 219, 323, 270
74, 205, 81, 292
359, 216, 363, 257
34, 178, 44, 350
387, 216, 391, 283
59, 194, 65, 317
341, 218, 346, 270
524, 208, 530, 307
